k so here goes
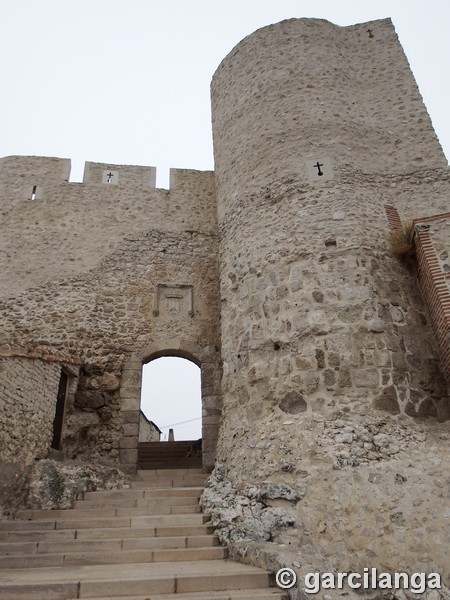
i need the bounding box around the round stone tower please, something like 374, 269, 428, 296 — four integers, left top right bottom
211, 18, 449, 484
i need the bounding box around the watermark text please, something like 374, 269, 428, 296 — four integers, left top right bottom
275, 568, 441, 594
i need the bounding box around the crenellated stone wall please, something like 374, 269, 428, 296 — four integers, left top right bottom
0, 158, 222, 491
0, 157, 218, 297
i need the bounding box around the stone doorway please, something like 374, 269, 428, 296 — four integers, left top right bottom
51, 369, 69, 452
140, 357, 201, 442
119, 339, 222, 474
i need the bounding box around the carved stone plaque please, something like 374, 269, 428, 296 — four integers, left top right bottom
153, 285, 194, 318
305, 156, 334, 182
102, 169, 119, 185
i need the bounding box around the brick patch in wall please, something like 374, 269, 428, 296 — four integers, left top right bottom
384, 204, 404, 231
413, 213, 450, 386
0, 345, 80, 366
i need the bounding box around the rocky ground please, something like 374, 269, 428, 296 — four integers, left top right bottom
201, 412, 450, 599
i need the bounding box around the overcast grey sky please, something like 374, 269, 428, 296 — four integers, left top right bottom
1, 0, 449, 440
1, 0, 449, 188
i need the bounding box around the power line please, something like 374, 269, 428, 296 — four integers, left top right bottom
159, 417, 202, 429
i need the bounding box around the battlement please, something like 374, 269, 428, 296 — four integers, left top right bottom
0, 155, 71, 186
0, 155, 216, 200
83, 161, 157, 188
0, 155, 218, 299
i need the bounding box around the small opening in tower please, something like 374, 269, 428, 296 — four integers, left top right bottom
325, 239, 337, 249
30, 185, 37, 200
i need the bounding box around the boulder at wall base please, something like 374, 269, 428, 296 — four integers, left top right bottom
26, 459, 130, 510
74, 390, 107, 410
200, 465, 297, 544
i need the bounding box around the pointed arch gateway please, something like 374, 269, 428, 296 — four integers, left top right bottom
118, 339, 222, 474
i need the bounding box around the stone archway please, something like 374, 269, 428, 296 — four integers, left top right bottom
118, 339, 222, 473
140, 357, 201, 444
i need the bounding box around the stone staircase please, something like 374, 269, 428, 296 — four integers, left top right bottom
0, 468, 286, 599
137, 442, 202, 470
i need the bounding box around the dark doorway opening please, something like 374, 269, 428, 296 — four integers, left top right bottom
51, 370, 68, 451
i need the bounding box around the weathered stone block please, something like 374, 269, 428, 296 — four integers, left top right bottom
120, 395, 140, 411
121, 410, 140, 424
312, 290, 324, 303
405, 396, 437, 418
119, 436, 137, 450
119, 448, 137, 464
352, 368, 379, 388
259, 481, 306, 502
304, 372, 319, 394
374, 349, 391, 367
323, 368, 336, 387
122, 423, 139, 437
390, 306, 405, 323
374, 386, 400, 414
370, 319, 385, 333
338, 305, 362, 322
74, 390, 106, 410
315, 348, 325, 369
278, 392, 307, 414
102, 372, 120, 391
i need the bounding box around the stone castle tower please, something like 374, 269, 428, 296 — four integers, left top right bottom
212, 17, 449, 430
1, 17, 449, 587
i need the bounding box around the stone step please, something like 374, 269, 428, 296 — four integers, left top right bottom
137, 460, 202, 469
0, 559, 273, 599
137, 454, 202, 460
138, 442, 197, 449
83, 487, 204, 500
0, 529, 76, 543
0, 545, 227, 569
137, 453, 200, 459
0, 514, 210, 533
17, 504, 200, 520
136, 453, 203, 468
137, 453, 201, 458
137, 445, 197, 455
137, 453, 199, 459
66, 590, 288, 600
0, 534, 218, 556
136, 468, 204, 478
74, 524, 214, 541
0, 520, 57, 532
0, 467, 281, 599
72, 495, 199, 509
137, 454, 201, 458
0, 524, 214, 543
136, 456, 202, 463
130, 477, 206, 488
